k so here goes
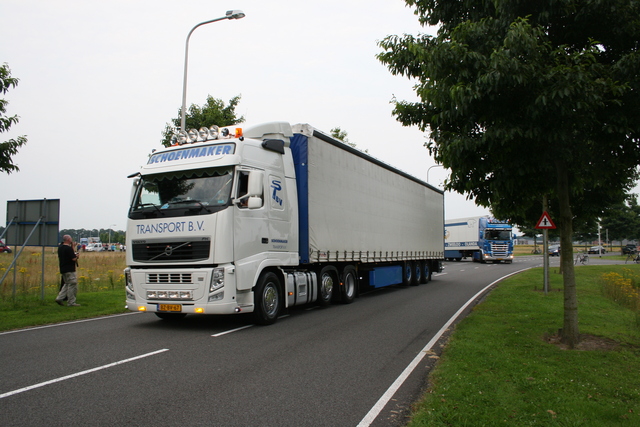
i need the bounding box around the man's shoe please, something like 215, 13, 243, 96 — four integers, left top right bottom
67, 303, 81, 307
55, 299, 64, 306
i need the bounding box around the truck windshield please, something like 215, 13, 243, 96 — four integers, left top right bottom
129, 167, 233, 219
484, 229, 512, 240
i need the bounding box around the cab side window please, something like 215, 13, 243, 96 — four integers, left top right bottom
237, 171, 250, 208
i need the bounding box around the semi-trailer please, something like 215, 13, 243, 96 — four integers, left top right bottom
125, 122, 445, 324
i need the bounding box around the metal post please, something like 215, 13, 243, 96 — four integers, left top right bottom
426, 164, 444, 184
180, 11, 246, 132
543, 195, 549, 295
40, 199, 47, 301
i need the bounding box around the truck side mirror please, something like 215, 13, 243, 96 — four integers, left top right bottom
248, 171, 264, 197
130, 178, 140, 205
247, 196, 263, 209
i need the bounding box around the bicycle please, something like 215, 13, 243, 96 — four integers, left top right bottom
575, 253, 589, 265
625, 252, 640, 264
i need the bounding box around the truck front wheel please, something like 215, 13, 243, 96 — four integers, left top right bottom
254, 272, 282, 325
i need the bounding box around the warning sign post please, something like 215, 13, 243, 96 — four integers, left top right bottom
535, 211, 556, 295
536, 212, 556, 229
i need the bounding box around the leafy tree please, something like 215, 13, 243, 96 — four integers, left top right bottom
0, 63, 27, 174
600, 195, 640, 242
330, 127, 349, 144
161, 95, 244, 147
330, 126, 368, 153
378, 0, 640, 347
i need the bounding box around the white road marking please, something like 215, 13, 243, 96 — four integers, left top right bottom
211, 325, 253, 337
211, 314, 290, 337
0, 312, 141, 336
357, 267, 530, 426
0, 349, 169, 399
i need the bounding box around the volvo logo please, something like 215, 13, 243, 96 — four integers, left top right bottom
149, 241, 191, 262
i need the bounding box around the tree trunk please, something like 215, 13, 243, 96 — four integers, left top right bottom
555, 160, 580, 348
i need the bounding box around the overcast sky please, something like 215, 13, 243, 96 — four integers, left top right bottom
1, 0, 497, 232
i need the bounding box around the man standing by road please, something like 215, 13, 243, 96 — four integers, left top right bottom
55, 234, 80, 307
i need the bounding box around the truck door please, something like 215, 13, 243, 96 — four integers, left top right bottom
267, 174, 291, 252
234, 170, 269, 290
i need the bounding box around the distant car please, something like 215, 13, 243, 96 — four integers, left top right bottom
588, 245, 606, 254
548, 245, 560, 256
0, 243, 12, 254
85, 243, 103, 252
622, 244, 637, 255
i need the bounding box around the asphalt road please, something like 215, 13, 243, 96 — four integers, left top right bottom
0, 256, 545, 426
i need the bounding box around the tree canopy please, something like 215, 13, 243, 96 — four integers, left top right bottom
600, 195, 640, 242
330, 127, 349, 144
0, 63, 27, 174
378, 0, 640, 347
161, 95, 244, 147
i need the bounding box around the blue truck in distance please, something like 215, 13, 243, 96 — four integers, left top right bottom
444, 216, 514, 263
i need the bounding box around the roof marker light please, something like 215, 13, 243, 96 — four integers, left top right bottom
188, 129, 198, 143
208, 125, 219, 140
177, 131, 188, 145
198, 127, 209, 141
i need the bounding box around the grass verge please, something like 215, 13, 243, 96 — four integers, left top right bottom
0, 249, 128, 331
409, 264, 640, 426
0, 290, 128, 332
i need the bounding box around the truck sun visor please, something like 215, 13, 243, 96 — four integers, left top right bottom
262, 139, 285, 154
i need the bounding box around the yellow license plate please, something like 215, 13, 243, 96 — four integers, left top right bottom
158, 304, 182, 312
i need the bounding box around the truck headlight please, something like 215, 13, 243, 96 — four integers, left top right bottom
210, 267, 224, 292
124, 268, 134, 294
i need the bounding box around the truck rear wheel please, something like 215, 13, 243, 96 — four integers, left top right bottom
254, 271, 282, 325
340, 265, 357, 304
318, 266, 337, 306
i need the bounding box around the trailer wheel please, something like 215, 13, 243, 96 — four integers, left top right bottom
318, 266, 337, 306
253, 271, 282, 325
422, 262, 431, 284
340, 266, 357, 304
411, 262, 422, 286
402, 261, 413, 286
155, 313, 187, 321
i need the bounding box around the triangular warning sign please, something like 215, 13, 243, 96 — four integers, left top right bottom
535, 212, 556, 229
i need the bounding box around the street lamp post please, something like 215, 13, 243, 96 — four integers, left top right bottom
108, 224, 116, 247
180, 10, 246, 132
427, 164, 445, 183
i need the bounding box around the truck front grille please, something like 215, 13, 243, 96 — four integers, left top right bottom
491, 243, 509, 257
132, 241, 210, 262
147, 273, 192, 284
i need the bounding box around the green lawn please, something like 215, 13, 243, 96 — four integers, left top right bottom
0, 290, 127, 332
408, 264, 640, 426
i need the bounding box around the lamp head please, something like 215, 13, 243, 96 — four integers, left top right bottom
226, 10, 245, 19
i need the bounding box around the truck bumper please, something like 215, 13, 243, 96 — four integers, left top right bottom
483, 254, 514, 262
125, 265, 254, 315
126, 300, 244, 315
